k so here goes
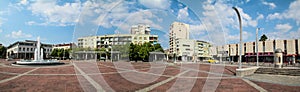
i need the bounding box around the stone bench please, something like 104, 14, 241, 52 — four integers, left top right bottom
236, 67, 259, 77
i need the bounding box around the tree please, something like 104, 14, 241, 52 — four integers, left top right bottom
0, 46, 7, 58
259, 34, 268, 41
129, 42, 164, 62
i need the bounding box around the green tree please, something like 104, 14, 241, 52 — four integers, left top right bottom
129, 42, 164, 62
0, 46, 7, 58
129, 43, 140, 62
259, 34, 268, 41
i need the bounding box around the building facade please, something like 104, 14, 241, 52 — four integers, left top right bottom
175, 39, 212, 61
6, 40, 52, 59
78, 24, 158, 49
213, 39, 300, 63
169, 22, 190, 54
131, 24, 151, 35
53, 43, 75, 50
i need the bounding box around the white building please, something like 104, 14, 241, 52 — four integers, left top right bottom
213, 39, 300, 63
131, 24, 151, 35
53, 43, 75, 50
78, 24, 158, 48
175, 39, 212, 61
6, 40, 52, 59
169, 22, 190, 54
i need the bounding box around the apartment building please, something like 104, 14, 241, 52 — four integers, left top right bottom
6, 40, 52, 59
169, 22, 190, 54
78, 24, 158, 49
53, 43, 75, 50
131, 24, 151, 35
174, 39, 212, 61
213, 39, 300, 63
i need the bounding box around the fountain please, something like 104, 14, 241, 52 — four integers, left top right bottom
15, 37, 64, 65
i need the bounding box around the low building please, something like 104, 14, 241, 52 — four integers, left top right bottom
6, 40, 52, 59
174, 38, 212, 61
213, 39, 300, 63
78, 24, 159, 48
53, 43, 75, 50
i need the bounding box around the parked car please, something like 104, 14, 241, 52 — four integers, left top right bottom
208, 59, 219, 63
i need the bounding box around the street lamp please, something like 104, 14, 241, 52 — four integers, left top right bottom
256, 28, 261, 67
232, 7, 243, 69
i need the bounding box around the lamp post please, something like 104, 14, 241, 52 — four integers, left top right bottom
232, 7, 243, 69
256, 28, 260, 67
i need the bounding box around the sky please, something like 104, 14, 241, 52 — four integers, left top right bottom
0, 0, 299, 49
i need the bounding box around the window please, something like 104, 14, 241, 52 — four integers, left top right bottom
27, 48, 29, 51
183, 44, 190, 47
23, 48, 25, 51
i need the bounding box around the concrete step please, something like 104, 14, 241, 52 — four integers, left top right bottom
254, 68, 300, 76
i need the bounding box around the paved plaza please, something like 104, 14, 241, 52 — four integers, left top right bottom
0, 59, 299, 92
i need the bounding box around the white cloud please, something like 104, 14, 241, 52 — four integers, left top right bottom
262, 1, 276, 9
193, 1, 259, 45
177, 7, 189, 21
138, 0, 170, 10
19, 0, 29, 5
0, 29, 3, 33
266, 12, 283, 20
267, 24, 297, 40
288, 28, 300, 39
92, 1, 164, 33
246, 0, 251, 3
26, 21, 36, 25
28, 0, 81, 26
285, 0, 300, 25
5, 30, 32, 39
275, 23, 292, 32
267, 0, 300, 25
190, 24, 206, 35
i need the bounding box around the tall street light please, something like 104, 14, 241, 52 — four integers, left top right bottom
232, 7, 242, 69
256, 28, 261, 67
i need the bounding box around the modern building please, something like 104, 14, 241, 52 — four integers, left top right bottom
169, 22, 190, 55
78, 24, 159, 49
168, 22, 212, 61
175, 39, 212, 61
53, 43, 75, 50
6, 40, 53, 59
131, 24, 151, 35
213, 39, 300, 63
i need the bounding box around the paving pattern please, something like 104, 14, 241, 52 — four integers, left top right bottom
0, 59, 299, 92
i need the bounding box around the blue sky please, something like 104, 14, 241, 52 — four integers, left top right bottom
0, 0, 299, 49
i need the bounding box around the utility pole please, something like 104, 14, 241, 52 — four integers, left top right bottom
256, 28, 260, 67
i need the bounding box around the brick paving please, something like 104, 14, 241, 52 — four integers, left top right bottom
0, 59, 299, 91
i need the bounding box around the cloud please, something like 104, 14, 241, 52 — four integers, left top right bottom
138, 0, 170, 10
267, 0, 300, 25
5, 30, 32, 39
267, 24, 296, 40
288, 28, 300, 39
0, 29, 2, 33
193, 0, 260, 45
275, 23, 292, 32
262, 1, 276, 9
190, 24, 206, 35
177, 7, 189, 21
28, 0, 81, 26
19, 0, 29, 5
266, 13, 283, 20
92, 1, 164, 33
26, 21, 36, 25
